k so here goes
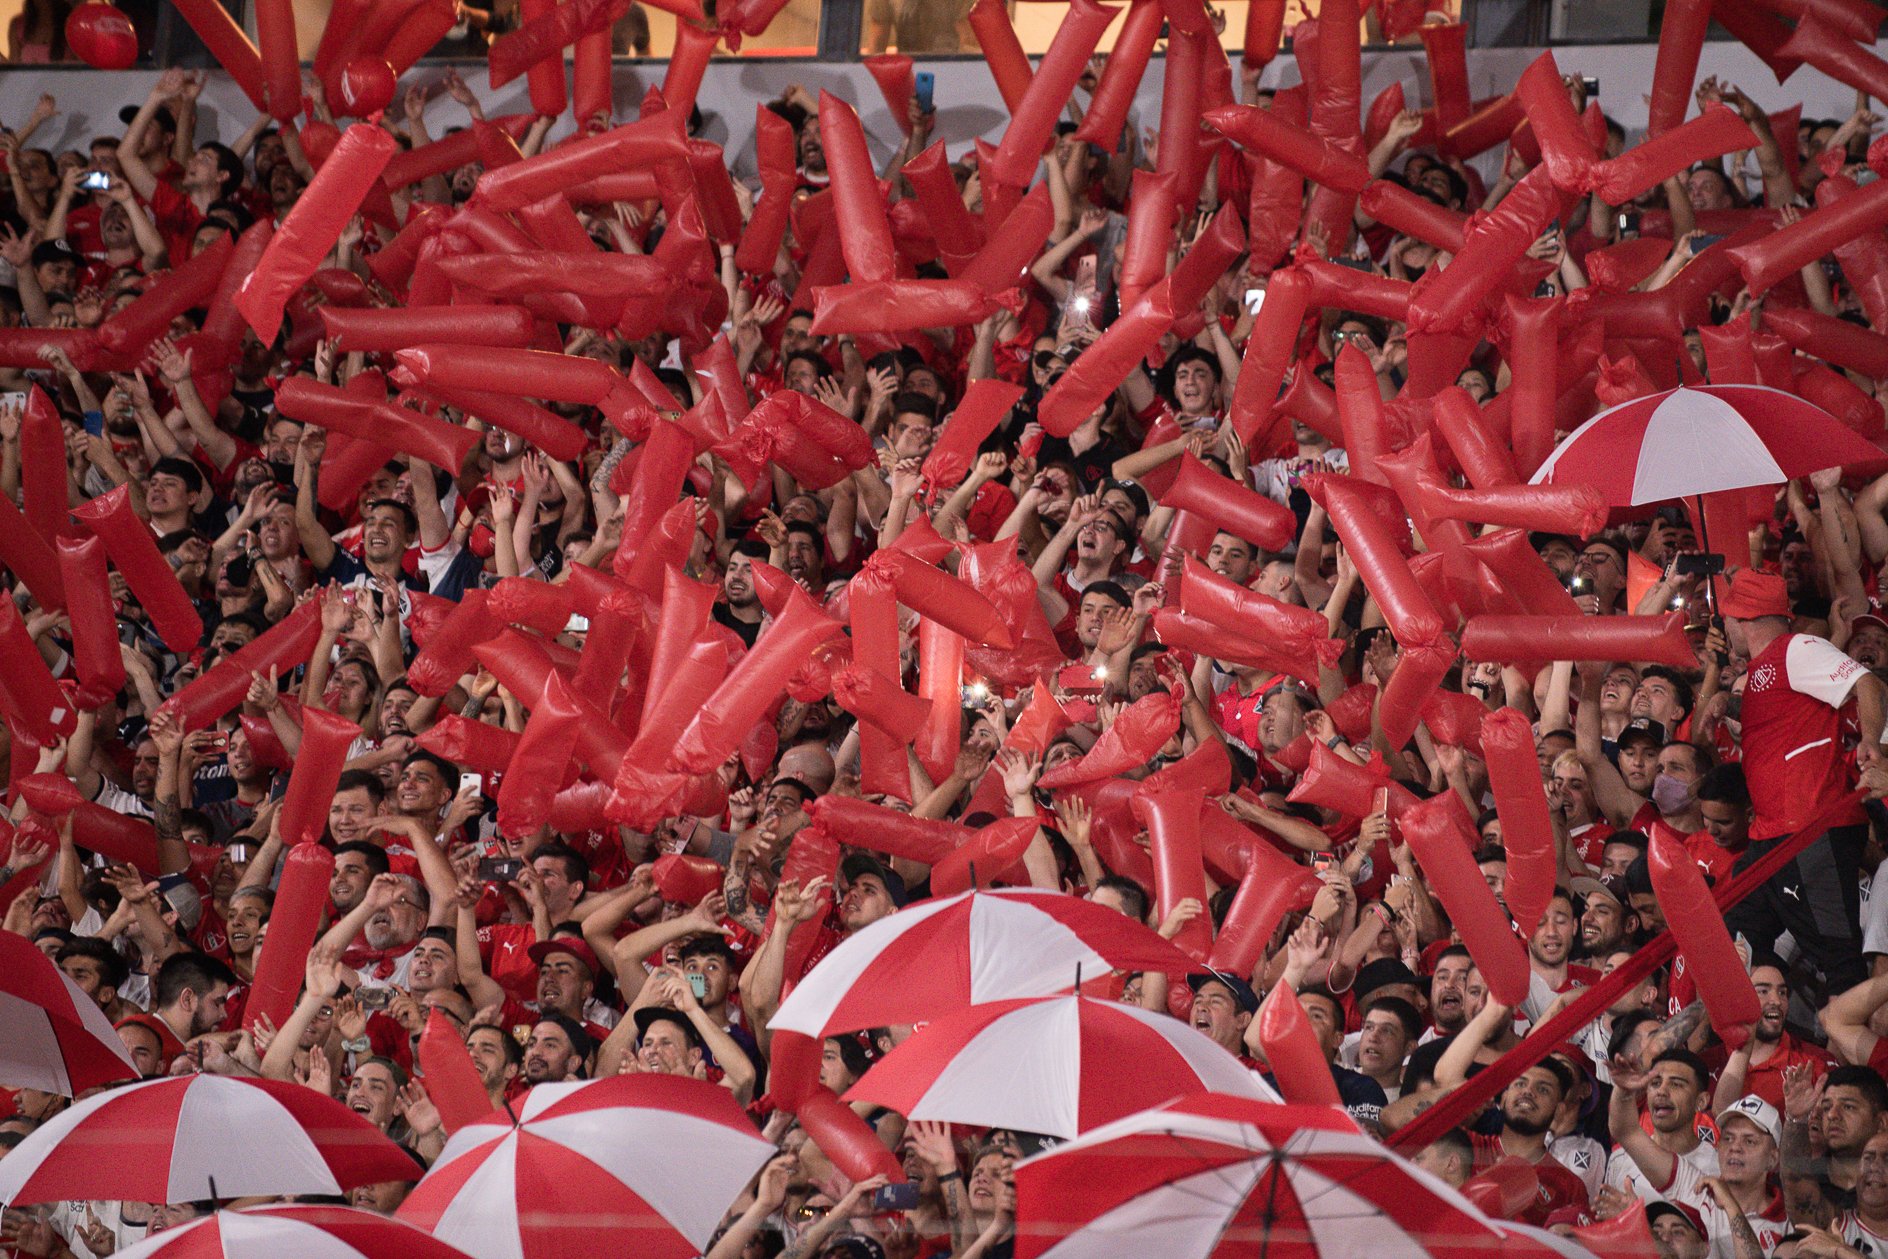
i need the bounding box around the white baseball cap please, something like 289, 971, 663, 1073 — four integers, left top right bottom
1716, 1094, 1781, 1145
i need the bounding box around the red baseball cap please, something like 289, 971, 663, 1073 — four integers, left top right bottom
528, 936, 601, 977
1719, 568, 1789, 620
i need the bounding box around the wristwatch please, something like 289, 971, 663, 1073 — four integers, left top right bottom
341, 1036, 371, 1054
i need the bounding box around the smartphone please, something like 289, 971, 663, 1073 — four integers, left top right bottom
1581, 76, 1599, 98
1568, 573, 1594, 596
1691, 233, 1726, 252
1055, 663, 1105, 694
1617, 212, 1640, 236
914, 71, 935, 115
1243, 288, 1266, 316
874, 1183, 923, 1212
1372, 787, 1390, 818
83, 410, 105, 437
1311, 852, 1336, 874
478, 856, 524, 882
356, 986, 392, 1010
1671, 552, 1725, 576
204, 731, 229, 754
225, 555, 253, 587
688, 973, 708, 1000
227, 844, 253, 864
79, 170, 111, 192
458, 772, 482, 798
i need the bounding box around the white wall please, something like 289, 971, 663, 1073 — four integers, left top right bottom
0, 41, 1878, 182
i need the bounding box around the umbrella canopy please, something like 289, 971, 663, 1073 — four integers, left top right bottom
770, 887, 1199, 1039
1014, 1093, 1565, 1259
0, 928, 137, 1096
844, 994, 1276, 1140
112, 1206, 475, 1259
397, 1075, 774, 1259
0, 1077, 421, 1206
1529, 385, 1884, 505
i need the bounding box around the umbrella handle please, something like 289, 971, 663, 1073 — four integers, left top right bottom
1694, 493, 1730, 668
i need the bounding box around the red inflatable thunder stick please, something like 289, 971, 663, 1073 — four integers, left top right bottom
1257, 982, 1344, 1107
1650, 833, 1762, 1048
1402, 791, 1532, 1006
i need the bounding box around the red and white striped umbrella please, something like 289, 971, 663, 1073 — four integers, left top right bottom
0, 928, 136, 1096
396, 1075, 774, 1259
112, 1206, 473, 1259
1530, 385, 1884, 505
843, 994, 1276, 1140
0, 1076, 421, 1205
770, 887, 1199, 1039
1014, 1094, 1566, 1259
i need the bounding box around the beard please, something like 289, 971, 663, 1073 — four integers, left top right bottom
1504, 1110, 1553, 1137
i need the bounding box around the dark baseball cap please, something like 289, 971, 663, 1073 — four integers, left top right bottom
1616, 717, 1666, 750
1355, 957, 1422, 1002
31, 238, 81, 267
119, 104, 177, 131
1187, 968, 1259, 1013
839, 853, 908, 907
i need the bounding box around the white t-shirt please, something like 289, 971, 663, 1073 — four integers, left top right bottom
1604, 1137, 1719, 1208
1836, 1210, 1888, 1258
1548, 1133, 1607, 1202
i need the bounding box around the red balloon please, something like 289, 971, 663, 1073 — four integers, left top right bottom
66, 4, 139, 70
334, 56, 396, 117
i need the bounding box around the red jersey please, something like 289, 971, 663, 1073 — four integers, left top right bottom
1704, 1032, 1832, 1110
1741, 633, 1868, 839
477, 921, 541, 1005
1683, 828, 1747, 884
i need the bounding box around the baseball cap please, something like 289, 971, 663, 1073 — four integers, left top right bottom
1354, 957, 1422, 1002
1616, 717, 1666, 750
1717, 1094, 1782, 1145
1645, 1200, 1707, 1238
1720, 567, 1790, 620
528, 936, 601, 978
1570, 874, 1627, 911
1853, 609, 1888, 638
1187, 968, 1260, 1013
536, 1011, 596, 1058
839, 853, 908, 908
632, 1005, 703, 1051
30, 238, 80, 268
118, 104, 177, 131
115, 1012, 183, 1065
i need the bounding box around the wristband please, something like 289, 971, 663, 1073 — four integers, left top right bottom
341, 1036, 371, 1054
938, 1171, 963, 1183
1326, 736, 1344, 749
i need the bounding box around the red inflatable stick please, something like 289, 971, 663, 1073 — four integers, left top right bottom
809, 279, 997, 338
1229, 267, 1310, 449
1153, 608, 1323, 682
0, 493, 65, 613
394, 344, 619, 409
169, 0, 268, 110
871, 550, 1015, 650
276, 378, 477, 473
863, 55, 915, 134
913, 620, 965, 786
0, 603, 74, 744
1410, 165, 1560, 334
252, 0, 301, 120
513, 0, 569, 116
661, 20, 716, 117
1412, 477, 1610, 538
1465, 529, 1582, 618
674, 586, 844, 774
383, 0, 457, 74
1403, 791, 1531, 1006
967, 0, 1033, 114
417, 1008, 495, 1133
1320, 478, 1445, 646
497, 671, 585, 839
405, 589, 496, 698
1589, 106, 1757, 206
97, 233, 233, 357
1158, 27, 1211, 220
1779, 15, 1888, 104
902, 143, 985, 277
279, 707, 360, 848
20, 776, 158, 872
240, 840, 334, 1036
834, 665, 933, 744
796, 1091, 905, 1184
1133, 786, 1213, 960
989, 0, 1119, 188
737, 106, 801, 275
1079, 0, 1163, 146
818, 91, 898, 285
1038, 280, 1177, 437
1118, 170, 1180, 315
1205, 103, 1373, 194
1650, 832, 1761, 1048
1178, 557, 1343, 667
1358, 181, 1467, 253
1648, 0, 1711, 135
1505, 293, 1562, 479
1753, 0, 1882, 40
1379, 637, 1458, 750
1728, 178, 1888, 294
1138, 451, 1296, 554
379, 115, 534, 192
18, 389, 65, 550
417, 714, 522, 774
1419, 22, 1471, 129
1462, 612, 1698, 668
416, 384, 587, 462
235, 125, 395, 340
1432, 386, 1519, 488
475, 111, 687, 212
319, 305, 535, 354
488, 0, 627, 87
1243, 0, 1286, 65
1763, 304, 1888, 379
157, 600, 320, 730
71, 486, 201, 654
921, 380, 1024, 494
1207, 839, 1322, 976
573, 28, 613, 126
1040, 689, 1182, 789
1482, 708, 1557, 941
931, 817, 1039, 896
806, 797, 959, 868
1256, 982, 1344, 1106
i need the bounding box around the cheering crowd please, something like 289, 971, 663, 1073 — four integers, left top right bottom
12, 6, 1888, 1257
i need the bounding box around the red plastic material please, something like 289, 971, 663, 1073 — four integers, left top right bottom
796, 1091, 905, 1183
235, 124, 395, 340
1482, 708, 1557, 941
97, 233, 233, 357
902, 143, 984, 277
1462, 612, 1698, 668
71, 485, 201, 653
1320, 478, 1444, 646
1505, 293, 1562, 479
1039, 689, 1182, 789
1229, 268, 1309, 449
475, 111, 687, 212
169, 0, 268, 109
0, 492, 66, 612
0, 603, 75, 744
1257, 983, 1344, 1106
242, 841, 335, 1034
674, 586, 844, 774
319, 305, 535, 354
1403, 791, 1531, 1005
1038, 280, 1177, 437
1779, 15, 1888, 104
1648, 0, 1711, 135
1133, 786, 1213, 960
809, 279, 997, 338
989, 0, 1118, 187
1727, 177, 1888, 294
1207, 839, 1322, 976
967, 0, 1032, 114
1206, 104, 1372, 194
276, 377, 477, 473
931, 817, 1039, 895
418, 1008, 494, 1133
1080, 0, 1163, 145
818, 91, 898, 285
1589, 106, 1756, 205
1763, 304, 1888, 379
1650, 832, 1761, 1048
1358, 181, 1467, 253
737, 106, 801, 275
1378, 637, 1458, 750
497, 671, 585, 838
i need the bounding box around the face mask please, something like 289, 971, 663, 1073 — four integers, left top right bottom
1651, 772, 1691, 815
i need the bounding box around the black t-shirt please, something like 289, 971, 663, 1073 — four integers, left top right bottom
713, 603, 763, 648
